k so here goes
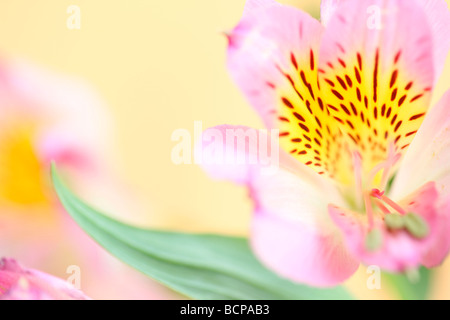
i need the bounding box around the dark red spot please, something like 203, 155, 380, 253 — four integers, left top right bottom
291, 138, 302, 143
298, 150, 307, 155
279, 69, 304, 102
357, 53, 363, 70
315, 117, 322, 128
394, 51, 402, 64
279, 132, 290, 137
316, 128, 323, 138
345, 75, 353, 88
386, 107, 392, 118
306, 100, 313, 115
307, 84, 316, 101
394, 120, 403, 133
278, 116, 290, 122
293, 112, 305, 122
405, 82, 413, 91
391, 114, 398, 126
409, 113, 425, 121
327, 104, 338, 111
381, 104, 386, 117
347, 133, 358, 144
282, 97, 294, 109
332, 90, 344, 100
406, 130, 417, 137
401, 144, 410, 150
356, 88, 362, 102
325, 79, 335, 87
336, 76, 347, 90
410, 94, 424, 103
398, 95, 407, 107
350, 102, 357, 116
340, 104, 351, 116
314, 138, 322, 146
290, 52, 298, 70
338, 58, 347, 68
310, 49, 315, 71
390, 70, 398, 89
346, 120, 355, 130
334, 116, 344, 124
391, 88, 398, 101
354, 67, 361, 84
373, 49, 380, 103
318, 98, 324, 111
336, 42, 346, 54
299, 123, 310, 133
266, 82, 276, 89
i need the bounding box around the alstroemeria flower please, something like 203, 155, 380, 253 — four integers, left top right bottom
0, 257, 89, 300
200, 0, 450, 286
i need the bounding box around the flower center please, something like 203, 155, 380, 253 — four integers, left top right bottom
0, 121, 50, 206
349, 150, 431, 254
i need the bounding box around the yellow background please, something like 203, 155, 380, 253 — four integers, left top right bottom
1, 0, 450, 299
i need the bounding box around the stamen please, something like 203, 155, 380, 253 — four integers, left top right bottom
373, 199, 390, 215
371, 189, 406, 215
364, 191, 374, 229
352, 151, 363, 210
380, 144, 401, 190
367, 143, 401, 189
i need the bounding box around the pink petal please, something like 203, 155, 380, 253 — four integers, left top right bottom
243, 0, 281, 16
198, 125, 359, 286
320, 0, 342, 26
318, 0, 434, 173
421, 196, 450, 268
391, 90, 450, 200
320, 0, 450, 81
411, 0, 450, 82
330, 183, 450, 272
252, 209, 359, 287
0, 258, 89, 300
227, 3, 324, 129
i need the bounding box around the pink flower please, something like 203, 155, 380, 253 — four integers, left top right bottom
0, 258, 89, 300
0, 59, 167, 299
199, 0, 450, 287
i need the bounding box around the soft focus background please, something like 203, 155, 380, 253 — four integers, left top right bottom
1, 0, 450, 299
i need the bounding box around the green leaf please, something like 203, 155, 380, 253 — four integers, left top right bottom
383, 267, 432, 300
51, 165, 352, 300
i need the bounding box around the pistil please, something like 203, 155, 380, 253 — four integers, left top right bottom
371, 189, 406, 215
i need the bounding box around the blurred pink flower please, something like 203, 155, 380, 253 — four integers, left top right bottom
0, 58, 173, 299
200, 0, 450, 286
0, 257, 89, 300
